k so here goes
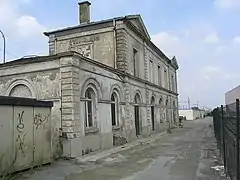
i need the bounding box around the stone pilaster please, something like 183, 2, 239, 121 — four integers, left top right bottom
60, 56, 81, 139
145, 87, 151, 127
143, 43, 149, 81
116, 29, 128, 72
124, 79, 131, 129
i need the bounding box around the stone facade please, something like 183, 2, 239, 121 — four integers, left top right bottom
0, 3, 179, 158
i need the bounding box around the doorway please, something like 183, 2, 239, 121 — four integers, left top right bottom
134, 106, 140, 136
134, 93, 141, 136
151, 96, 155, 131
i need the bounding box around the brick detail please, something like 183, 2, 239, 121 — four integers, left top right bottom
116, 29, 128, 71
60, 57, 81, 139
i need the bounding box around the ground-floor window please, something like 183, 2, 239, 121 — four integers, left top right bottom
111, 92, 118, 126
85, 88, 95, 127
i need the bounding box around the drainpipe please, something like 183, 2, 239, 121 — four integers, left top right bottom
113, 18, 117, 69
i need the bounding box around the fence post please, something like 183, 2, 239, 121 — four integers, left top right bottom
236, 99, 240, 180
221, 105, 226, 171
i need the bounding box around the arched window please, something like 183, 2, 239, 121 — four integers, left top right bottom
151, 96, 155, 105
134, 93, 141, 104
159, 97, 163, 108
166, 99, 168, 107
111, 92, 119, 126
9, 84, 32, 98
85, 88, 95, 127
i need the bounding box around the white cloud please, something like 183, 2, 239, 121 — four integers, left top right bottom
16, 16, 46, 38
151, 25, 240, 107
151, 32, 183, 58
233, 36, 240, 43
214, 0, 240, 10
204, 33, 220, 44
201, 66, 221, 75
0, 0, 47, 60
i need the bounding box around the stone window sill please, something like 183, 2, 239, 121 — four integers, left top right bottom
85, 127, 99, 135
112, 126, 121, 131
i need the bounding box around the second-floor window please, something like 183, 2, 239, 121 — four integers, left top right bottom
164, 69, 168, 88
133, 48, 138, 77
171, 75, 175, 92
158, 66, 161, 86
150, 60, 154, 83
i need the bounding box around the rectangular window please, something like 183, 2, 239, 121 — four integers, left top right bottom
150, 60, 153, 82
171, 75, 175, 92
133, 49, 138, 76
158, 66, 161, 86
164, 69, 168, 88
85, 99, 93, 127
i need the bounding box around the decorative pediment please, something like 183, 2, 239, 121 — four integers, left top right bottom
125, 15, 151, 40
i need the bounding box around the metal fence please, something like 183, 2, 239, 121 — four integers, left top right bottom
213, 99, 240, 180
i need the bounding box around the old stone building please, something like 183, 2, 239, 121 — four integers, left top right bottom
0, 1, 179, 158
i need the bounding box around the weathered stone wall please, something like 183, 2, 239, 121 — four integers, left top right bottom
0, 60, 62, 158
115, 22, 179, 129
51, 28, 115, 68
116, 28, 128, 71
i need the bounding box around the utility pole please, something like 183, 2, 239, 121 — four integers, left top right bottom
0, 30, 6, 63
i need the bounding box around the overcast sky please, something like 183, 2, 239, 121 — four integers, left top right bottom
0, 0, 240, 108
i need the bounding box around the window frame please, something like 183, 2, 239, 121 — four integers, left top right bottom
85, 88, 94, 128
158, 65, 161, 86
133, 48, 138, 77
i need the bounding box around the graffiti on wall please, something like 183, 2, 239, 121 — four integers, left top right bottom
34, 113, 50, 130
16, 111, 25, 133
16, 111, 26, 157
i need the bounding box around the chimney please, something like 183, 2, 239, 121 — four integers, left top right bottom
78, 1, 91, 24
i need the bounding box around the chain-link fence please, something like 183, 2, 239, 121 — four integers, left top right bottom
213, 99, 240, 180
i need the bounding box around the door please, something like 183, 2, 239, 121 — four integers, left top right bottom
151, 106, 155, 131
134, 106, 140, 136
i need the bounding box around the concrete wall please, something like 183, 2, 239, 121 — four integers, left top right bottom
0, 59, 62, 159
225, 85, 240, 105
0, 97, 53, 176
179, 110, 194, 120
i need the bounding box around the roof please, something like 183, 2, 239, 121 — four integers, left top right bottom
44, 16, 126, 36
44, 14, 150, 38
